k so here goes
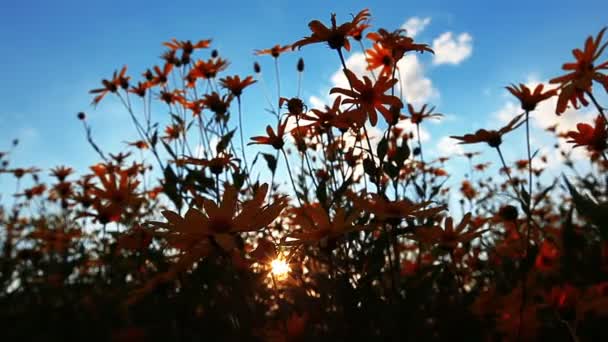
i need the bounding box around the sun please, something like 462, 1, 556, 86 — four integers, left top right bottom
270, 258, 290, 279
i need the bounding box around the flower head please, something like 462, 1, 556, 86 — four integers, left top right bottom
366, 28, 433, 61
451, 114, 524, 148
249, 119, 290, 150
365, 43, 395, 77
329, 69, 402, 126
406, 103, 443, 124
505, 83, 557, 111
566, 115, 607, 152
292, 9, 369, 51
254, 44, 291, 58
549, 27, 608, 114
219, 75, 256, 97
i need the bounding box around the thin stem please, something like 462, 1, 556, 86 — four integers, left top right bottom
586, 90, 608, 124
237, 97, 250, 175
274, 58, 281, 111
282, 148, 302, 206
517, 110, 534, 342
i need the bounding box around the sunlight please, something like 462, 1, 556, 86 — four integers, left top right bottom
270, 258, 290, 279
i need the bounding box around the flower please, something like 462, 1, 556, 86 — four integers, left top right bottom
410, 213, 487, 251
254, 44, 291, 58
249, 119, 289, 150
186, 58, 229, 86
177, 153, 240, 175
450, 114, 524, 148
201, 92, 233, 123
550, 27, 608, 114
149, 184, 286, 256
292, 9, 369, 51
219, 75, 256, 97
365, 43, 395, 77
149, 63, 174, 87
566, 115, 607, 152
163, 38, 211, 53
406, 103, 443, 124
505, 83, 557, 111
354, 194, 445, 222
301, 96, 346, 131
367, 28, 433, 61
329, 69, 402, 126
89, 66, 129, 105
284, 204, 363, 244
50, 166, 74, 182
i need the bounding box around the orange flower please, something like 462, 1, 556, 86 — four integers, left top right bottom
163, 38, 211, 52
249, 119, 289, 150
149, 63, 174, 87
535, 239, 560, 272
406, 103, 443, 124
505, 83, 557, 111
550, 27, 608, 114
177, 153, 240, 175
566, 115, 607, 152
128, 81, 151, 98
410, 213, 487, 251
89, 66, 129, 105
125, 140, 149, 150
354, 194, 445, 222
201, 92, 233, 118
450, 114, 524, 148
254, 44, 291, 58
292, 9, 369, 51
284, 204, 363, 244
366, 28, 433, 61
460, 180, 476, 200
301, 96, 346, 131
365, 43, 394, 77
329, 69, 402, 126
219, 75, 256, 97
186, 58, 229, 86
149, 184, 286, 257
163, 123, 184, 141
50, 166, 74, 181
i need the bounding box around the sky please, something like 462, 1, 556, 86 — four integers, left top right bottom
1, 0, 607, 198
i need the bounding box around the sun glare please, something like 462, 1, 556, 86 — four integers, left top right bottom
270, 258, 290, 279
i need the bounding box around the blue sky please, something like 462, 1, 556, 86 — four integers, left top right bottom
1, 0, 607, 197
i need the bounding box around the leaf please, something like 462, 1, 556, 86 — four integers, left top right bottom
150, 129, 158, 148
262, 153, 277, 173
393, 140, 411, 166
564, 176, 608, 239
363, 158, 377, 179
383, 162, 399, 179
377, 136, 388, 161
162, 140, 177, 160
316, 179, 328, 206
163, 165, 182, 210
216, 129, 236, 154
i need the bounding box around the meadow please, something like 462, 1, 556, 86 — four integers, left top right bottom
1, 8, 608, 341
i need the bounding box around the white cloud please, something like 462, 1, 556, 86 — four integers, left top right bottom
432, 32, 473, 65
401, 17, 431, 38
436, 136, 464, 156
324, 52, 437, 108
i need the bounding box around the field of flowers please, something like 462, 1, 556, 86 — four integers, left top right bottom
1, 9, 608, 341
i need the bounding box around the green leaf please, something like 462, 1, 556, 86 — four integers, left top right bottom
163, 165, 182, 210
216, 129, 236, 154
564, 176, 608, 239
377, 136, 388, 161
394, 140, 411, 166
262, 153, 277, 173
